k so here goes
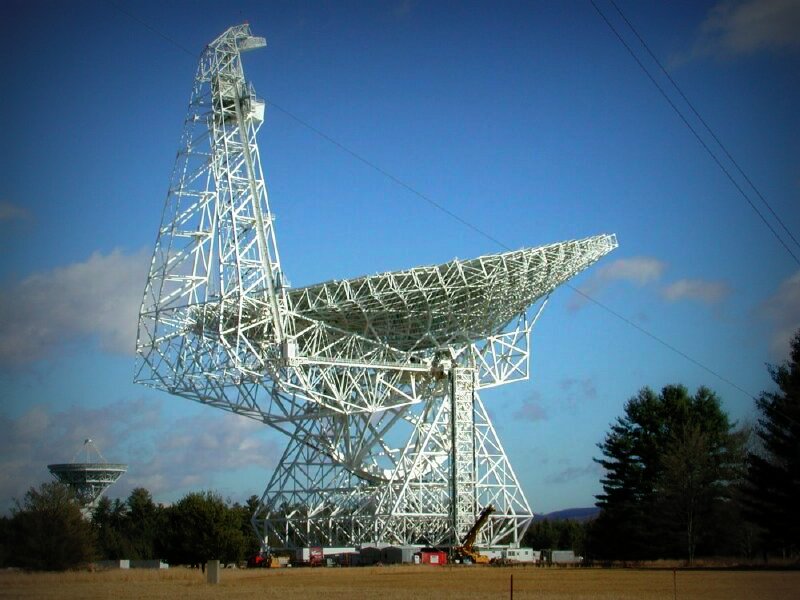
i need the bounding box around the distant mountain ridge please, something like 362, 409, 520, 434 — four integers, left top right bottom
536, 507, 600, 522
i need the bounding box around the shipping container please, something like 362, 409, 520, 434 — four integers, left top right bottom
419, 550, 447, 565
359, 546, 383, 565
309, 547, 324, 566
551, 550, 580, 564
130, 560, 168, 569
96, 560, 130, 569
336, 552, 361, 567
381, 546, 420, 564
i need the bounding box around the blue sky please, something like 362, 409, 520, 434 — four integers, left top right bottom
1, 0, 798, 515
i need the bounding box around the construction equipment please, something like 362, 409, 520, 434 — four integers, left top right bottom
452, 504, 495, 564
248, 552, 289, 568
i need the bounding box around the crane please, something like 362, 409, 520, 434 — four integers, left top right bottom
452, 504, 495, 564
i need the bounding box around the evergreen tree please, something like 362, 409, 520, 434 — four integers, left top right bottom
523, 519, 589, 555
0, 515, 11, 568
125, 488, 163, 559
523, 519, 560, 550
746, 329, 800, 556
592, 384, 744, 561
92, 496, 133, 560
231, 495, 262, 559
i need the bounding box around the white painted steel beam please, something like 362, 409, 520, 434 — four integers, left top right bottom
135, 24, 618, 551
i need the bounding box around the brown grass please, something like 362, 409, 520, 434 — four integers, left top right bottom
1, 565, 798, 600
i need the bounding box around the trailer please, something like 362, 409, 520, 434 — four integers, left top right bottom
502, 547, 537, 563
541, 549, 582, 565
294, 546, 356, 566
419, 550, 447, 565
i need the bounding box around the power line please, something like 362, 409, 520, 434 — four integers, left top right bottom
607, 0, 800, 253
263, 98, 760, 400
108, 1, 197, 58
266, 101, 509, 249
107, 4, 760, 402
589, 0, 800, 267
265, 99, 763, 401
568, 285, 756, 400
263, 104, 757, 401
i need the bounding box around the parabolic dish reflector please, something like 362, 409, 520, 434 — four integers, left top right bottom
48, 439, 127, 513
290, 234, 618, 351
135, 23, 620, 550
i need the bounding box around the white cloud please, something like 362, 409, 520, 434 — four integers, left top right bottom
130, 411, 278, 495
691, 0, 800, 59
560, 377, 598, 400
0, 399, 160, 509
662, 278, 731, 304
0, 201, 30, 222
0, 399, 280, 512
569, 257, 666, 311
760, 270, 800, 358
596, 257, 666, 285
0, 249, 149, 366
544, 462, 601, 485
513, 391, 548, 422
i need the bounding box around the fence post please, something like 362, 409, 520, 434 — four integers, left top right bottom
673, 568, 677, 600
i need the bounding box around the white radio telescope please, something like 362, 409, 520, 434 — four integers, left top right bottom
135, 24, 617, 550
48, 439, 127, 516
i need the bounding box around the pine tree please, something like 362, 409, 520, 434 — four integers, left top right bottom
747, 329, 800, 556
592, 385, 743, 561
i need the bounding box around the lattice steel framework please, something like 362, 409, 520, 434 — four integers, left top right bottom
135, 25, 618, 550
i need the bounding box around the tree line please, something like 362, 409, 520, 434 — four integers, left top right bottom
529, 329, 800, 564
0, 487, 260, 571
1, 331, 798, 570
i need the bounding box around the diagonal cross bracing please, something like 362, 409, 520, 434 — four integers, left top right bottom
135, 24, 617, 551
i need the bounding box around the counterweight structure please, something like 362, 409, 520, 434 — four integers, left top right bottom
48, 439, 127, 516
135, 25, 618, 550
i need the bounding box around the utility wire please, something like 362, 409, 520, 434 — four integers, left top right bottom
109, 1, 197, 57
107, 3, 761, 402
569, 286, 756, 400
608, 0, 800, 253
242, 103, 764, 404
260, 98, 761, 401
266, 101, 509, 250
266, 98, 759, 401
590, 0, 800, 267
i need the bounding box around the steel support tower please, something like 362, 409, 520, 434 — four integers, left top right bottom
135, 24, 618, 550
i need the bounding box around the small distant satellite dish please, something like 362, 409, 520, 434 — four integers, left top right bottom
48, 439, 127, 516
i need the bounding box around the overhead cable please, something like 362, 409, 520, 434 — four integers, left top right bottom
608, 0, 799, 253
107, 2, 761, 403
590, 0, 799, 267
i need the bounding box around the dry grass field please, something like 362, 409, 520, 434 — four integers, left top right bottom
1, 565, 798, 600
